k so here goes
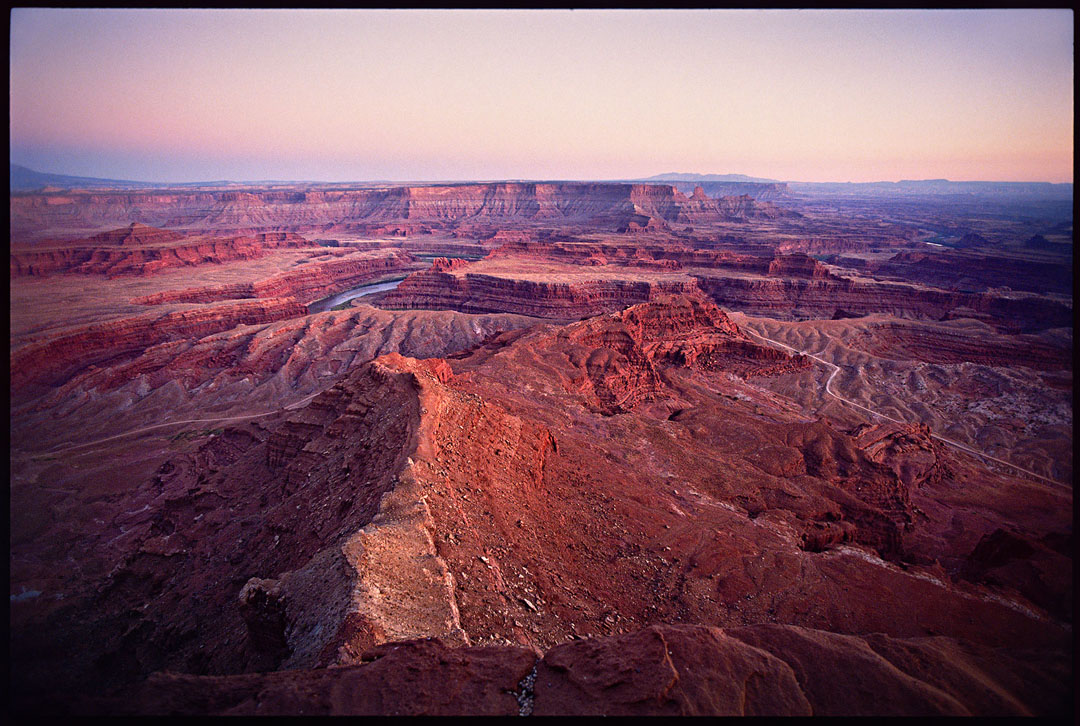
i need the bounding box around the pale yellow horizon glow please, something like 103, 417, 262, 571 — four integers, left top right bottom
9, 9, 1074, 183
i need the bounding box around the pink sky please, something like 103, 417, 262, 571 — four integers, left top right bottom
9, 9, 1074, 183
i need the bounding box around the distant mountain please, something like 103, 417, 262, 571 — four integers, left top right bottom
9, 164, 164, 191
640, 172, 782, 184
787, 179, 1073, 199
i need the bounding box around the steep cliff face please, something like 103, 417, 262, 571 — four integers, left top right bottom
711, 193, 801, 221
486, 241, 835, 278
10, 229, 313, 277
693, 274, 1072, 333
10, 298, 307, 394
381, 268, 706, 319
485, 240, 692, 268
777, 236, 911, 253
766, 254, 837, 279
11, 183, 802, 239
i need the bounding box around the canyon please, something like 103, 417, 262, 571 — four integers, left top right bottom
9, 178, 1072, 716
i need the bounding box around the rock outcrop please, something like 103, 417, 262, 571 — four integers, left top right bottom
10, 298, 308, 394
86, 624, 1067, 716
552, 297, 810, 413
10, 229, 313, 277
381, 268, 706, 319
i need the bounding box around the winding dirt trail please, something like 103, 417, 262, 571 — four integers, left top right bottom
32, 387, 328, 457
741, 326, 1070, 491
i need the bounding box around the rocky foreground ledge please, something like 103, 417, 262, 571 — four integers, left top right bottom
84, 623, 1067, 716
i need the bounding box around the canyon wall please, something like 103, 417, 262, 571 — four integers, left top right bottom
11, 183, 800, 240
693, 274, 1072, 333
10, 228, 313, 277
10, 298, 308, 394
381, 266, 705, 319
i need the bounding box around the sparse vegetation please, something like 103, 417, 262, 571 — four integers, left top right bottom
170, 427, 224, 442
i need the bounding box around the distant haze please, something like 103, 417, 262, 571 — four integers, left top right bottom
9, 9, 1074, 184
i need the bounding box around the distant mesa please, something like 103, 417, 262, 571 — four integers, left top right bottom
89, 222, 185, 246
9, 163, 156, 191
641, 172, 782, 184
1024, 234, 1062, 250
954, 232, 989, 248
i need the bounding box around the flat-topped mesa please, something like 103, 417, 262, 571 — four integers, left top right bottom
484, 242, 833, 279
666, 180, 791, 200
88, 222, 185, 246
380, 267, 705, 319
484, 240, 690, 268
10, 229, 316, 277
11, 183, 803, 239
767, 254, 838, 279
692, 273, 1073, 333
712, 193, 801, 221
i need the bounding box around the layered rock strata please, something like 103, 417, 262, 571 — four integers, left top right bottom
10, 298, 307, 394
381, 265, 705, 319
11, 183, 800, 240
10, 228, 313, 277
486, 240, 836, 278
693, 274, 1072, 333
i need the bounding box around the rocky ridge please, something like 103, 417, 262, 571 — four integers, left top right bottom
87, 623, 1067, 716
10, 297, 1070, 716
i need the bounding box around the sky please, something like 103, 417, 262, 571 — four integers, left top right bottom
9, 8, 1074, 184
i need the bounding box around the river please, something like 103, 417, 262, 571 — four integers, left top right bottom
308, 279, 404, 313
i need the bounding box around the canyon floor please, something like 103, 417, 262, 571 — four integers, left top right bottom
9, 180, 1072, 716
